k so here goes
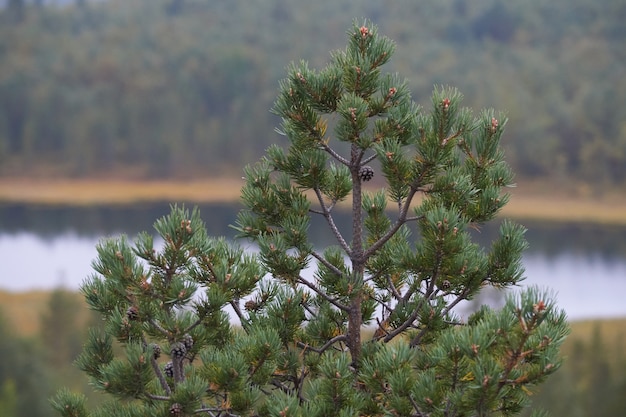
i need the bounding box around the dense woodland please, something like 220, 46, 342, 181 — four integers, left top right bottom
1, 0, 625, 185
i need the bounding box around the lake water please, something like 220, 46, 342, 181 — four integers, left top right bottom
1, 202, 625, 321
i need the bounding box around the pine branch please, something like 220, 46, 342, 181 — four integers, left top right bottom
310, 249, 345, 279
409, 288, 471, 348
379, 303, 420, 344
381, 270, 438, 344
409, 394, 427, 417
404, 215, 425, 222
296, 274, 349, 312
368, 291, 394, 315
297, 334, 348, 354
229, 299, 250, 330
296, 364, 309, 403
385, 273, 403, 300
362, 186, 422, 260
312, 186, 352, 255
321, 141, 350, 166
145, 393, 170, 401
362, 152, 378, 165
301, 302, 320, 326
441, 288, 472, 316
194, 406, 230, 417
150, 356, 171, 396
185, 317, 203, 334
496, 308, 541, 393
148, 318, 170, 338
143, 336, 171, 395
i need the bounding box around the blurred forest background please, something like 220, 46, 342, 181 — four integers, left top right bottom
1, 0, 626, 416
1, 0, 625, 188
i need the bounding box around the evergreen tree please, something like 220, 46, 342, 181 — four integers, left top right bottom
0, 312, 52, 417
52, 21, 569, 417
40, 288, 84, 369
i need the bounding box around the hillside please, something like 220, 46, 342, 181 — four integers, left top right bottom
1, 0, 625, 186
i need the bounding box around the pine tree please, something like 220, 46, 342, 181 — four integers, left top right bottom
0, 312, 51, 417
52, 21, 569, 417
40, 287, 84, 368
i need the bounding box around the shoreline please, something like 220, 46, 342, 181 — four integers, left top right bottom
1, 178, 626, 225
0, 178, 245, 205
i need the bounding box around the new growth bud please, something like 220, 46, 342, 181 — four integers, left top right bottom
491, 117, 499, 133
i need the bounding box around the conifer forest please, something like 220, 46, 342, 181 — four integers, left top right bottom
1, 0, 625, 186
1, 1, 626, 417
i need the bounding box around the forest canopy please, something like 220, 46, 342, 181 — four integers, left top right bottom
1, 0, 625, 185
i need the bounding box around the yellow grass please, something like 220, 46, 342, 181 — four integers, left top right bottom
0, 178, 244, 206
566, 318, 626, 347
502, 190, 626, 226
561, 318, 626, 367
0, 290, 52, 336
1, 177, 626, 225
0, 290, 93, 337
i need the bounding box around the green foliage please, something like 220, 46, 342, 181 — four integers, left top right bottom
0, 379, 17, 417
52, 21, 569, 417
0, 312, 52, 417
521, 323, 626, 417
0, 0, 625, 186
41, 288, 85, 368
50, 388, 88, 417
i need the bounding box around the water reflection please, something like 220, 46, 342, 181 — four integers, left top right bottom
1, 202, 626, 320
0, 202, 242, 238
2, 202, 625, 257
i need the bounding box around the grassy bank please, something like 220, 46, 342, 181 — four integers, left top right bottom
0, 178, 244, 205
502, 190, 626, 225
0, 290, 93, 337
1, 177, 626, 225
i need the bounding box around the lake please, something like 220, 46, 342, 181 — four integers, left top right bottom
1, 202, 625, 321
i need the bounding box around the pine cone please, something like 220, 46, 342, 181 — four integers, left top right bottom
126, 306, 139, 321
164, 361, 174, 378
170, 342, 187, 359
244, 300, 259, 311
150, 343, 161, 360
169, 402, 183, 416
181, 334, 194, 351
359, 165, 374, 182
